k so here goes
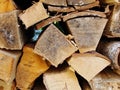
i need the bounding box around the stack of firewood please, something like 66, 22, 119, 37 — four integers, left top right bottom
0, 0, 120, 90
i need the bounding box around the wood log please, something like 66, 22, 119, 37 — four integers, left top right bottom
34, 24, 78, 67
43, 67, 81, 90
103, 3, 120, 38
19, 1, 49, 28
97, 40, 120, 75
0, 80, 16, 90
0, 49, 21, 83
89, 68, 120, 90
0, 10, 25, 50
66, 0, 95, 6
66, 16, 108, 53
0, 0, 16, 13
40, 0, 67, 6
101, 0, 119, 5
16, 44, 50, 90
67, 52, 111, 81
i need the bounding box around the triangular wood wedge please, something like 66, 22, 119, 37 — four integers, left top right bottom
0, 10, 25, 50
43, 67, 81, 90
0, 49, 21, 83
34, 24, 78, 67
16, 44, 50, 90
67, 52, 111, 81
66, 16, 107, 53
19, 1, 49, 28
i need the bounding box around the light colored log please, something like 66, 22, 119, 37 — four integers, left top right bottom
34, 24, 78, 67
67, 52, 111, 81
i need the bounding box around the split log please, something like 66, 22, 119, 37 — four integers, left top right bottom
34, 24, 78, 67
43, 67, 81, 90
66, 15, 107, 53
66, 0, 96, 6
67, 52, 111, 81
0, 0, 16, 13
97, 41, 120, 75
16, 44, 50, 90
89, 68, 120, 90
19, 1, 49, 28
0, 80, 16, 90
0, 10, 25, 50
104, 3, 120, 38
0, 49, 21, 83
40, 0, 67, 6
36, 15, 61, 29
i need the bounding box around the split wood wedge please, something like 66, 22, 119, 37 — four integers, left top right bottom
67, 52, 111, 81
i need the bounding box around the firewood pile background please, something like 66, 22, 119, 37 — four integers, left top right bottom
0, 0, 120, 90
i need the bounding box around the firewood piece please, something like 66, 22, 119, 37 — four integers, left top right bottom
0, 0, 16, 13
43, 67, 81, 90
0, 49, 21, 83
101, 0, 119, 5
34, 24, 78, 67
66, 16, 107, 53
97, 41, 120, 75
0, 10, 25, 50
67, 52, 111, 81
0, 80, 16, 90
104, 4, 120, 38
36, 15, 61, 29
89, 68, 120, 90
19, 1, 49, 28
66, 0, 95, 6
41, 0, 67, 6
16, 44, 50, 90
63, 10, 106, 21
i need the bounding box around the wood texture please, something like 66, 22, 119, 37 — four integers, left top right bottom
66, 16, 107, 53
19, 1, 49, 28
43, 67, 81, 90
16, 45, 50, 90
67, 52, 111, 81
34, 24, 78, 67
0, 10, 25, 50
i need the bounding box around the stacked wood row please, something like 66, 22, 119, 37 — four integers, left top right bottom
0, 0, 120, 90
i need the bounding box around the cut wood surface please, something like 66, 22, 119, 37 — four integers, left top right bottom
34, 24, 78, 67
66, 16, 107, 53
97, 41, 120, 75
19, 1, 49, 28
41, 0, 67, 6
0, 49, 21, 83
67, 0, 95, 6
67, 52, 111, 81
0, 0, 16, 13
0, 10, 25, 50
89, 68, 120, 90
43, 67, 81, 90
104, 3, 120, 38
16, 44, 50, 90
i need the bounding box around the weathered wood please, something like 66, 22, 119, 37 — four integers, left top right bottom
41, 0, 67, 6
34, 24, 78, 67
0, 10, 25, 50
43, 67, 81, 90
0, 49, 21, 83
16, 44, 50, 90
67, 52, 111, 81
97, 41, 120, 75
66, 0, 95, 6
19, 1, 49, 28
104, 4, 120, 38
0, 80, 16, 90
101, 0, 119, 5
36, 15, 61, 29
0, 0, 16, 13
66, 16, 107, 53
89, 68, 120, 90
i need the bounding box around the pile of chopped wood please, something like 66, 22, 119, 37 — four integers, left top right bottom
0, 0, 120, 90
